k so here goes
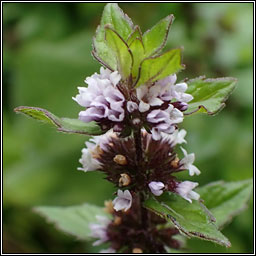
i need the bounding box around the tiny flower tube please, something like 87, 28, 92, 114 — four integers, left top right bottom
180, 147, 201, 176
112, 189, 133, 212
148, 181, 165, 196
175, 181, 200, 203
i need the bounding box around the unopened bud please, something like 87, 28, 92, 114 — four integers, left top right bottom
113, 216, 122, 225
171, 157, 179, 168
104, 200, 114, 214
113, 154, 128, 165
132, 248, 143, 253
119, 173, 131, 187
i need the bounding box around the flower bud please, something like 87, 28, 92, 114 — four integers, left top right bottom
113, 154, 128, 165
171, 157, 179, 168
119, 173, 131, 187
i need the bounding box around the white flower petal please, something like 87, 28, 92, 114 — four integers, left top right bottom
127, 101, 138, 113
176, 181, 200, 203
113, 190, 132, 212
148, 181, 165, 196
139, 101, 150, 112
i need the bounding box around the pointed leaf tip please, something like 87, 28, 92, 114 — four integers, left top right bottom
143, 14, 174, 58
14, 106, 103, 135
144, 192, 231, 247
185, 77, 238, 115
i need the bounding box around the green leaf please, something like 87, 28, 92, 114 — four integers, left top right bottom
135, 48, 184, 87
34, 203, 110, 240
14, 106, 103, 135
185, 77, 238, 115
127, 25, 143, 46
144, 192, 231, 247
129, 37, 144, 78
143, 15, 174, 58
92, 3, 133, 70
196, 179, 253, 229
105, 26, 133, 79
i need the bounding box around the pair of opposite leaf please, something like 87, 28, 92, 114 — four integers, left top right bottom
92, 3, 183, 88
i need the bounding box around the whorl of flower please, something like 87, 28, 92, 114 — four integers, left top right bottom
106, 193, 182, 253
175, 181, 200, 203
89, 215, 111, 246
180, 147, 201, 176
73, 67, 125, 123
112, 189, 133, 212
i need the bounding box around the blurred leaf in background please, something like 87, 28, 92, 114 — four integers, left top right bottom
3, 3, 253, 253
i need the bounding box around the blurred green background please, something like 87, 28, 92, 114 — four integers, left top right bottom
3, 3, 253, 253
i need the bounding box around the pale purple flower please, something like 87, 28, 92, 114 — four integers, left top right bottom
162, 129, 187, 146
78, 147, 102, 172
148, 181, 165, 196
78, 130, 116, 172
112, 189, 132, 212
157, 74, 193, 103
73, 67, 125, 123
136, 85, 164, 112
170, 82, 193, 103
176, 181, 200, 203
180, 147, 201, 176
147, 105, 183, 140
89, 215, 111, 246
135, 74, 193, 114
127, 101, 138, 113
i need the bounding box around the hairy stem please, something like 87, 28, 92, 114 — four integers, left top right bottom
134, 129, 149, 228
134, 129, 142, 164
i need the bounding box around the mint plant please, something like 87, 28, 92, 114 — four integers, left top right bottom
14, 4, 252, 253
